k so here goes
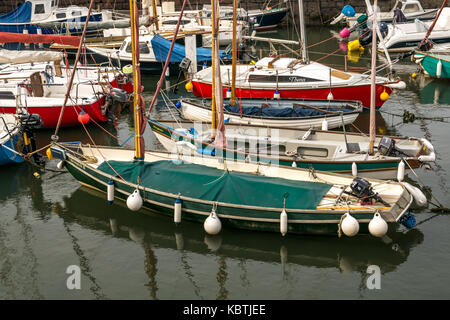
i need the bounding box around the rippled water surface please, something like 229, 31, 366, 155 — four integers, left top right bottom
1, 27, 450, 300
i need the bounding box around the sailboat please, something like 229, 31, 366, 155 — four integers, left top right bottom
187, 0, 406, 109
51, 0, 420, 237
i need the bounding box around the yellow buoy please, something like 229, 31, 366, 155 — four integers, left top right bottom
411, 72, 417, 79
33, 172, 40, 179
348, 39, 364, 52
249, 60, 256, 65
185, 81, 193, 92
380, 90, 389, 101
46, 148, 53, 160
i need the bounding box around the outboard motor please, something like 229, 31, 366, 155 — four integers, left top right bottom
110, 88, 128, 103
378, 136, 395, 156
18, 113, 45, 166
173, 57, 192, 94
348, 177, 390, 206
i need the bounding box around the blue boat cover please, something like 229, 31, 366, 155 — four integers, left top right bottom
0, 2, 32, 23
151, 34, 231, 63
224, 104, 354, 118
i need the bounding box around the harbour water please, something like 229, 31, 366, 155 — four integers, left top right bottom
1, 27, 450, 300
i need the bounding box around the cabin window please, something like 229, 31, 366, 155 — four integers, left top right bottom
34, 4, 45, 14
72, 11, 81, 16
0, 91, 15, 100
404, 4, 420, 13
297, 146, 328, 157
125, 42, 150, 54
56, 13, 66, 19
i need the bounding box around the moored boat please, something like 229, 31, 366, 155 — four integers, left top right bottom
178, 97, 362, 129
149, 119, 435, 180
189, 57, 406, 108
413, 49, 450, 78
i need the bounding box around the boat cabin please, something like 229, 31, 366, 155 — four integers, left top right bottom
397, 0, 426, 14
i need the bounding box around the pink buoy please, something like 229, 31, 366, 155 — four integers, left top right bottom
340, 28, 350, 38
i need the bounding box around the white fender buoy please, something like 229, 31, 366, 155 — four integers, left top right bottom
280, 208, 288, 236
321, 118, 328, 131
107, 179, 115, 204
352, 162, 358, 177
226, 88, 231, 98
174, 197, 182, 224
165, 67, 170, 79
57, 160, 65, 170
204, 209, 222, 235
292, 161, 297, 168
436, 60, 442, 78
397, 161, 405, 182
341, 212, 359, 237
369, 212, 388, 237
273, 90, 281, 99
127, 189, 143, 211
327, 91, 334, 100
402, 182, 427, 207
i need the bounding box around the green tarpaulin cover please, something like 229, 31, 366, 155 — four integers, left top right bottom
98, 160, 332, 209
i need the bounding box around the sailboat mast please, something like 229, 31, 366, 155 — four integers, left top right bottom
130, 0, 144, 159
369, 0, 377, 155
211, 0, 218, 138
230, 0, 237, 105
298, 0, 308, 63
152, 0, 159, 31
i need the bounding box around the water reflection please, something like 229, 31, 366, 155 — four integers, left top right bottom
409, 74, 450, 105
59, 186, 424, 298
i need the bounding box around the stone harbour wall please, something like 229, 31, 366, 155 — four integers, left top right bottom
1, 0, 449, 25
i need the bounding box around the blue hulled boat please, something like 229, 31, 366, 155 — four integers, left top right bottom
0, 112, 43, 166
0, 0, 104, 35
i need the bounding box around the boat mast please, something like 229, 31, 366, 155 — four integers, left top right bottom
130, 0, 145, 159
298, 0, 308, 63
152, 0, 159, 31
369, 0, 377, 155
364, 0, 392, 71
211, 0, 226, 147
52, 0, 95, 140
230, 0, 237, 105
210, 0, 218, 138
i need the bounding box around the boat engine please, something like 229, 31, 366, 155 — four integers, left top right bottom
348, 177, 390, 206
378, 136, 396, 156
18, 113, 45, 166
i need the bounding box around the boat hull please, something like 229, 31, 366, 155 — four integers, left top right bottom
149, 119, 421, 180
0, 96, 107, 128
63, 150, 410, 236
191, 81, 392, 109
0, 130, 23, 165
180, 99, 360, 129
0, 13, 103, 35
416, 52, 450, 78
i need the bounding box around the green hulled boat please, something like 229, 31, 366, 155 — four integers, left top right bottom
148, 119, 435, 180
414, 50, 450, 79
51, 143, 416, 236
